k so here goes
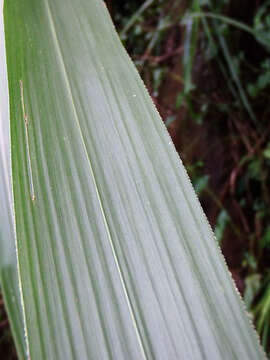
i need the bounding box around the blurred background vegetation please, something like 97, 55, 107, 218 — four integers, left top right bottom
1, 0, 270, 358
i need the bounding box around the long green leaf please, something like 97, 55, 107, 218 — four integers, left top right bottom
213, 21, 257, 124
0, 1, 26, 357
187, 12, 270, 49
2, 0, 265, 359
183, 0, 200, 94
120, 0, 154, 38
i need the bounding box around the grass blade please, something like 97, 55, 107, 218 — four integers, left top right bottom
120, 0, 154, 38
213, 21, 257, 123
187, 12, 270, 49
183, 0, 200, 94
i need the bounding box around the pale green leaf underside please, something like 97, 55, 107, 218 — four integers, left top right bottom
3, 0, 265, 359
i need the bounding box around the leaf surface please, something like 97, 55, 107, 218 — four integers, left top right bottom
3, 0, 265, 359
0, 1, 26, 357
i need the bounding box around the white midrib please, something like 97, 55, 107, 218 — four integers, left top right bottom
44, 1, 147, 359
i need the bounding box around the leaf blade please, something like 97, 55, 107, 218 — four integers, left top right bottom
3, 0, 265, 359
0, 1, 26, 358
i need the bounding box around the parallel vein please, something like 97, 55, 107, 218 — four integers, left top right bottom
43, 1, 147, 359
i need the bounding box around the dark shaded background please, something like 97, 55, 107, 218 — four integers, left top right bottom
1, 0, 270, 358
